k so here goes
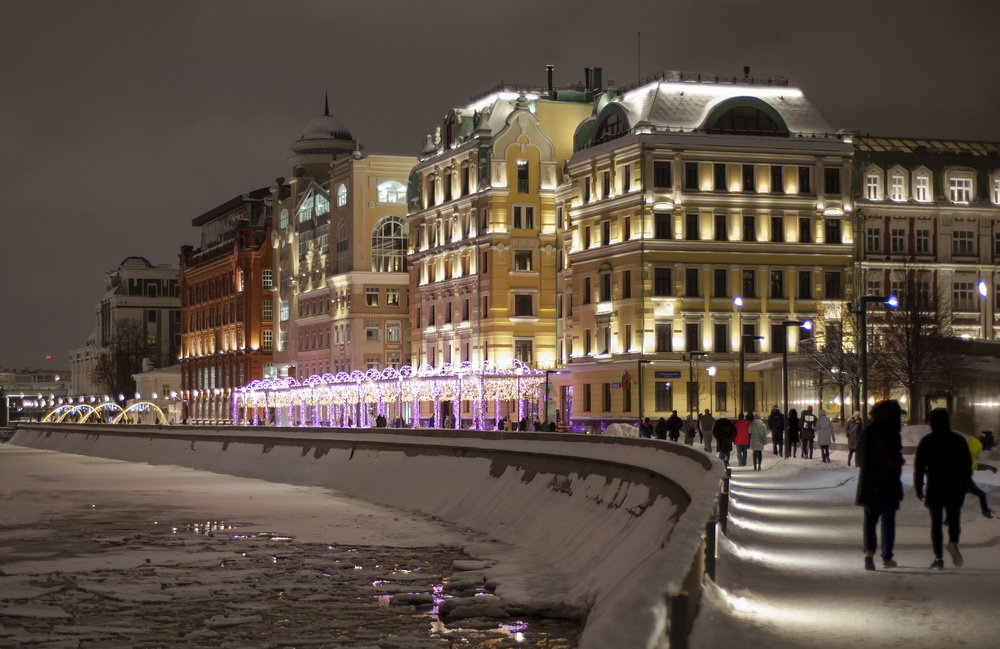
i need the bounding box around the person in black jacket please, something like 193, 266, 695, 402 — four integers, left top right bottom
915, 408, 973, 569
855, 400, 905, 570
654, 417, 668, 440
785, 409, 800, 458
713, 416, 737, 467
767, 405, 785, 455
666, 411, 683, 442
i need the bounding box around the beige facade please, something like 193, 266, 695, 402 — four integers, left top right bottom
555, 74, 855, 431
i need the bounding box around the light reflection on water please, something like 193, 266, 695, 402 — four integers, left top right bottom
169, 520, 239, 535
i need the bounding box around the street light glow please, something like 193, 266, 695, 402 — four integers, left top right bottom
978, 280, 988, 298
885, 294, 899, 309
733, 296, 743, 308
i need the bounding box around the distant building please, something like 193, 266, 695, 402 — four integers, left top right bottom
179, 189, 273, 423
0, 368, 70, 420
132, 363, 182, 424
69, 257, 180, 397
406, 72, 596, 425
270, 101, 415, 381
555, 71, 854, 430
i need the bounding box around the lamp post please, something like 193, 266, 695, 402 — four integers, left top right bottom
979, 280, 990, 340
857, 294, 898, 422
739, 335, 764, 415
684, 351, 707, 419
637, 359, 652, 426
781, 319, 812, 458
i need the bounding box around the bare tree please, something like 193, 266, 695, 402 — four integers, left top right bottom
867, 268, 952, 424
90, 320, 152, 397
800, 304, 859, 422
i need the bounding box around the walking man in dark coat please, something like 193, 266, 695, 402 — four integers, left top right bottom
767, 405, 785, 455
855, 399, 905, 571
666, 411, 683, 442
713, 416, 737, 467
915, 408, 973, 569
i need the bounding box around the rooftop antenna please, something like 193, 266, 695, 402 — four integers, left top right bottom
324, 92, 330, 117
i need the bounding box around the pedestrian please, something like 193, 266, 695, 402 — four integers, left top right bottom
666, 411, 683, 442
786, 409, 800, 458
519, 416, 529, 431
699, 408, 715, 452
856, 399, 905, 571
966, 432, 996, 518
714, 415, 736, 467
915, 408, 973, 569
654, 416, 667, 440
816, 410, 835, 463
496, 416, 505, 430
734, 412, 751, 467
800, 405, 817, 459
639, 417, 653, 438
749, 412, 768, 471
767, 405, 785, 455
442, 413, 454, 429
532, 415, 542, 431
683, 415, 697, 445
845, 412, 862, 466
375, 413, 387, 428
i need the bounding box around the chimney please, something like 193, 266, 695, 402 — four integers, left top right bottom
586, 67, 604, 92
546, 64, 554, 95
743, 65, 751, 80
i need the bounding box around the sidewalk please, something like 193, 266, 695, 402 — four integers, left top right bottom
691, 452, 1000, 649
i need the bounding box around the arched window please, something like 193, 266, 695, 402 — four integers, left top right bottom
372, 216, 408, 273
377, 180, 407, 204
705, 99, 789, 137
595, 106, 628, 143
336, 183, 348, 207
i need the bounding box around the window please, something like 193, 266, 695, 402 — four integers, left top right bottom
714, 164, 727, 191
621, 270, 632, 299
655, 323, 672, 352
714, 213, 728, 241
890, 228, 906, 254
741, 270, 756, 298
365, 323, 380, 342
771, 166, 784, 193
514, 338, 534, 364
798, 271, 812, 299
953, 282, 975, 311
685, 322, 700, 352
770, 271, 784, 298
653, 160, 672, 188
146, 309, 157, 323
953, 230, 975, 255
742, 323, 759, 352
602, 383, 612, 412
993, 177, 1000, 204
462, 298, 469, 321
655, 382, 673, 412
262, 329, 273, 351
584, 330, 592, 355
798, 166, 811, 194
685, 268, 700, 296
824, 219, 842, 244
512, 205, 535, 229
601, 171, 611, 199
600, 272, 612, 302
262, 269, 273, 290
867, 227, 882, 254
798, 216, 813, 243
386, 288, 400, 307
685, 162, 699, 190
890, 174, 905, 201
685, 213, 700, 240
262, 300, 273, 321
583, 226, 591, 248
336, 183, 348, 207
715, 382, 727, 412
279, 302, 290, 321
377, 181, 407, 204
824, 271, 843, 299
366, 288, 379, 307
279, 209, 289, 229
770, 216, 784, 242
914, 175, 930, 202
461, 167, 471, 195
428, 305, 436, 326
583, 177, 591, 202
583, 277, 592, 304
601, 220, 611, 246
517, 160, 529, 193
742, 214, 756, 242
771, 324, 786, 353
372, 216, 408, 273
654, 212, 673, 239
866, 173, 881, 200
654, 267, 672, 296
624, 323, 633, 352
583, 384, 592, 411
386, 322, 401, 343
513, 250, 533, 271
742, 165, 756, 192
823, 167, 841, 194
949, 176, 972, 203
622, 216, 631, 241
713, 322, 729, 353
622, 164, 632, 192
916, 229, 931, 255
713, 269, 728, 297
513, 294, 533, 316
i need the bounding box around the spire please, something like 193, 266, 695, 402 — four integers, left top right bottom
324, 92, 330, 117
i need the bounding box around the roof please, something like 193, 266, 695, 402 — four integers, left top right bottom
854, 135, 1000, 157
192, 187, 270, 226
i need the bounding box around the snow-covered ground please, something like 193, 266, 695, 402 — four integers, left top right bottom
692, 435, 1000, 649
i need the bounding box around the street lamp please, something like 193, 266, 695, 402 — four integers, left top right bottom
739, 334, 764, 415
857, 294, 898, 422
979, 280, 990, 340
781, 319, 812, 458
684, 351, 707, 419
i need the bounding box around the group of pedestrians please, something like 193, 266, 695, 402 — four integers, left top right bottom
856, 401, 995, 572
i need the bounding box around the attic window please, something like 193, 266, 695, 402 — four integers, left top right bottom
596, 110, 626, 143
707, 106, 788, 137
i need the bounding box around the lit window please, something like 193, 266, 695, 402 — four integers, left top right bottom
866, 173, 881, 200
890, 174, 905, 201
371, 216, 408, 273
949, 176, 973, 203
262, 329, 273, 351
365, 288, 379, 307
336, 183, 348, 207
386, 322, 401, 343
514, 338, 534, 364
279, 302, 290, 321
262, 300, 273, 321
993, 177, 1000, 204
377, 181, 406, 204
386, 288, 400, 307
513, 250, 533, 271
516, 160, 529, 193
279, 209, 289, 229
914, 175, 930, 202
262, 269, 273, 290
512, 205, 535, 229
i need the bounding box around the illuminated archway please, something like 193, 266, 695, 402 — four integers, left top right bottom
80, 402, 125, 423
42, 405, 75, 422
56, 404, 95, 423
111, 402, 170, 425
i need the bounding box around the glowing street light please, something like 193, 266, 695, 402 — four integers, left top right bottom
781, 319, 813, 457
857, 295, 898, 421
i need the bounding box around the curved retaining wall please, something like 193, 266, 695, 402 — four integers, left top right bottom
11, 423, 723, 649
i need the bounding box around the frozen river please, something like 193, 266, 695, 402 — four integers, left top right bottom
0, 444, 580, 648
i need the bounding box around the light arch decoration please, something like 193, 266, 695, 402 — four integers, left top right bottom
111, 402, 170, 425
80, 402, 125, 423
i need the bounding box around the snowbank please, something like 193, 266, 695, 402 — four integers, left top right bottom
11, 424, 724, 649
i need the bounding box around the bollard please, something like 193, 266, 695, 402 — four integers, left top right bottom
704, 520, 717, 581
719, 467, 731, 535
668, 592, 690, 649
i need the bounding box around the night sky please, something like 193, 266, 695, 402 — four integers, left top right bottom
2, 0, 998, 372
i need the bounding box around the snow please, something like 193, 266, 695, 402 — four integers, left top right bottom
9, 424, 725, 649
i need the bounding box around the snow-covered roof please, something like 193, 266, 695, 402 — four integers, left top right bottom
299, 114, 353, 141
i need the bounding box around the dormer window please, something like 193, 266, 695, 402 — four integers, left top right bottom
890, 173, 906, 201
948, 173, 973, 204
914, 173, 931, 202
993, 175, 1000, 204
865, 172, 882, 200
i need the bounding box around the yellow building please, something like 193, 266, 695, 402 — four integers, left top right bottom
556, 71, 855, 431
407, 75, 598, 426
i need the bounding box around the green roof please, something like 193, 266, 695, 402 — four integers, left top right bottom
855, 135, 1000, 156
